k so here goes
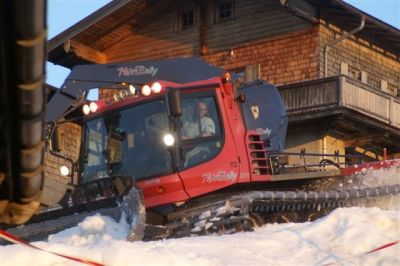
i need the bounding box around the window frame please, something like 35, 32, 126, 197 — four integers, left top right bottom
387, 82, 399, 97
347, 65, 362, 81
214, 0, 235, 23
181, 9, 195, 29
79, 97, 174, 183
177, 5, 197, 31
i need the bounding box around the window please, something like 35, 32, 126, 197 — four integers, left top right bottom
177, 8, 195, 31
82, 99, 173, 182
340, 63, 362, 82
180, 94, 223, 169
219, 2, 233, 19
215, 0, 234, 22
181, 10, 194, 29
347, 65, 361, 81
388, 82, 399, 97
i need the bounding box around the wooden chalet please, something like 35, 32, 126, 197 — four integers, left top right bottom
47, 0, 400, 163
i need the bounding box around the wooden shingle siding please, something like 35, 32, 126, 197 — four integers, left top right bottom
106, 5, 199, 61
203, 27, 319, 85
319, 23, 399, 90
203, 0, 310, 52
105, 0, 311, 66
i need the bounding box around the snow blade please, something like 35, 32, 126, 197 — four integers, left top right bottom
0, 176, 145, 244
122, 185, 146, 241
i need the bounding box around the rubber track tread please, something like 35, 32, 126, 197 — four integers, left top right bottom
152, 185, 400, 240
0, 0, 46, 225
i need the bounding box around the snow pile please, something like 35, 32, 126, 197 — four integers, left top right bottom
355, 164, 400, 188
0, 207, 399, 266
47, 214, 131, 245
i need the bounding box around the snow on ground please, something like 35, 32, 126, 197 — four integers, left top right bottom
1, 168, 399, 266
0, 205, 399, 266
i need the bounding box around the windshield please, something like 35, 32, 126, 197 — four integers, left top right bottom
81, 99, 173, 182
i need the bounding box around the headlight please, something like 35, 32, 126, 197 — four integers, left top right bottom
89, 101, 98, 113
113, 93, 121, 101
151, 82, 162, 93
129, 84, 136, 95
59, 165, 70, 176
163, 134, 175, 146
141, 85, 151, 96
82, 104, 90, 115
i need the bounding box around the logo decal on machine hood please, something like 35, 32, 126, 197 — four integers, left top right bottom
202, 171, 238, 184
251, 105, 259, 119
117, 65, 159, 77
256, 127, 272, 136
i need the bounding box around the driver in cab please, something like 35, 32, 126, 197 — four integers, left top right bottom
182, 100, 215, 139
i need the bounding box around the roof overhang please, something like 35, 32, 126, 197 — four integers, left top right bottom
47, 0, 400, 68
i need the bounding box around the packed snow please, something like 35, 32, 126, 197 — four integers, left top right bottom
0, 167, 399, 266
0, 205, 398, 266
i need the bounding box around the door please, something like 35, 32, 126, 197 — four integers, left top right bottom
177, 89, 240, 197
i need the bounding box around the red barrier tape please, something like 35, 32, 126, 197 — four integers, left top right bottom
323, 240, 399, 266
366, 241, 399, 254
0, 230, 104, 266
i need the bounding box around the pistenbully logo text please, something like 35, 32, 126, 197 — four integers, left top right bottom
117, 65, 158, 77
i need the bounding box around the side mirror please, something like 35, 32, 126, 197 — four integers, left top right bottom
51, 126, 63, 153
167, 89, 182, 117
49, 122, 82, 162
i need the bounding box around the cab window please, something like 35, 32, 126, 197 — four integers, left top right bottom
180, 94, 223, 168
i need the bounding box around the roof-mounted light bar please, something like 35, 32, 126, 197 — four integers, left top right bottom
82, 100, 106, 116
113, 82, 164, 102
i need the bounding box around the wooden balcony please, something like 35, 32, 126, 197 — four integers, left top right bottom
278, 75, 400, 153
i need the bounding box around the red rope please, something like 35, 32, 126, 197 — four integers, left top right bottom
366, 241, 399, 254
323, 240, 399, 266
0, 230, 104, 266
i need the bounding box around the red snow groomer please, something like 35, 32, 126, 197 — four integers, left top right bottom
3, 58, 399, 242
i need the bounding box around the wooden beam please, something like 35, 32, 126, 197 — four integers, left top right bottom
343, 132, 385, 147
354, 146, 383, 161
88, 1, 147, 45
335, 117, 368, 132
318, 118, 337, 137
70, 39, 107, 64
103, 0, 175, 51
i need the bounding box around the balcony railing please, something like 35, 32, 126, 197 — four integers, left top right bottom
278, 75, 400, 129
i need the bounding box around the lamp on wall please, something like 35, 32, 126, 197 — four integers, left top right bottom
226, 48, 235, 63
228, 48, 234, 59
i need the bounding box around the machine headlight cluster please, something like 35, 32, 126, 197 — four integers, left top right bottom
113, 82, 163, 101
142, 82, 163, 96
82, 101, 105, 115
113, 89, 132, 101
